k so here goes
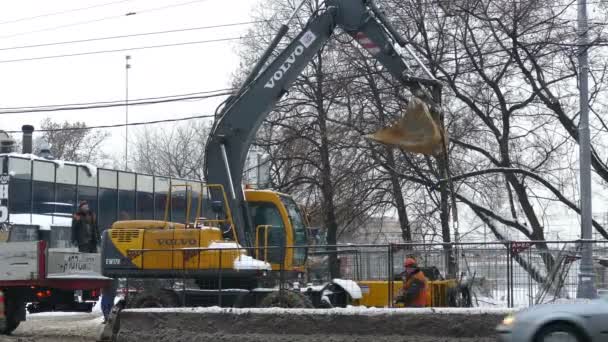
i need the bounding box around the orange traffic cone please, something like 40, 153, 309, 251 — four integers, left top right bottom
364, 97, 446, 155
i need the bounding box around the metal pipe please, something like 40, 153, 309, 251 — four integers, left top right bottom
219, 144, 237, 200
403, 45, 437, 81
21, 125, 34, 154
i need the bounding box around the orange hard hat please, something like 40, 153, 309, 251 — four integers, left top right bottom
404, 257, 417, 268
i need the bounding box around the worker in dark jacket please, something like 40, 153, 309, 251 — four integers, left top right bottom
101, 278, 119, 324
71, 200, 99, 253
395, 257, 428, 307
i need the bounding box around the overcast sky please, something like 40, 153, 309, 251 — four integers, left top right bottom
0, 0, 262, 156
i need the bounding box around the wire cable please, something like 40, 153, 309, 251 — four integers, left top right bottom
0, 0, 211, 40
0, 36, 261, 64
5, 113, 216, 133
0, 21, 265, 52
0, 88, 234, 110
0, 92, 232, 115
0, 0, 132, 26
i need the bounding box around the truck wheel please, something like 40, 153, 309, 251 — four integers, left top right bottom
128, 289, 179, 308
1, 295, 22, 335
258, 290, 313, 308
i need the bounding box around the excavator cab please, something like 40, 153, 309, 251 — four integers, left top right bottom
246, 190, 308, 272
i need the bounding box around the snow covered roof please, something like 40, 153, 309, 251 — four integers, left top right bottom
3, 152, 98, 177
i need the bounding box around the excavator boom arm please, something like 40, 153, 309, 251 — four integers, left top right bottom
205, 0, 440, 249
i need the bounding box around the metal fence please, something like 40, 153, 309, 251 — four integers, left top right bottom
115, 240, 608, 309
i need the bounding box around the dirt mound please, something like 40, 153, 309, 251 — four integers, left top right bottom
116, 310, 504, 341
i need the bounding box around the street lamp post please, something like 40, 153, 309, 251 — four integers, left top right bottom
125, 55, 131, 171
576, 0, 597, 299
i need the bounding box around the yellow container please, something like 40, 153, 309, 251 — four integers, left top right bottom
356, 280, 403, 307
355, 279, 457, 308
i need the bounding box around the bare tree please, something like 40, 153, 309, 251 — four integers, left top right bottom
131, 121, 210, 180
37, 118, 110, 164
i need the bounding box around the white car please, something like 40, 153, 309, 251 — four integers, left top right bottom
497, 296, 608, 342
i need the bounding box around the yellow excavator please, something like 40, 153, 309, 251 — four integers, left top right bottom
101, 0, 446, 309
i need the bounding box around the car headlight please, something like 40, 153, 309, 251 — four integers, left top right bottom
501, 314, 515, 326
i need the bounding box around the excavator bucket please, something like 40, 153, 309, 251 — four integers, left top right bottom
364, 97, 446, 155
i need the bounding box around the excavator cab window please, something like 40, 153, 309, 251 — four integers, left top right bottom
279, 195, 307, 266
248, 202, 286, 265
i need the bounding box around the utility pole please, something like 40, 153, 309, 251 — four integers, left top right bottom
125, 55, 131, 171
576, 0, 597, 299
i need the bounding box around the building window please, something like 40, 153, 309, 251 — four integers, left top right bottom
118, 172, 135, 220
98, 169, 117, 230
154, 177, 170, 221
77, 166, 98, 218
136, 175, 154, 220
8, 157, 32, 217
32, 161, 55, 217
56, 164, 77, 220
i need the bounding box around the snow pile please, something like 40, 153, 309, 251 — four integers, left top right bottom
92, 294, 125, 314
127, 306, 516, 316
208, 241, 243, 250
234, 255, 271, 271
332, 279, 362, 299
27, 311, 88, 318
75, 162, 97, 177
205, 242, 271, 271
199, 226, 221, 232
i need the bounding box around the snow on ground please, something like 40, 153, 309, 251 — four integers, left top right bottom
27, 311, 88, 318
125, 306, 517, 316
92, 295, 125, 313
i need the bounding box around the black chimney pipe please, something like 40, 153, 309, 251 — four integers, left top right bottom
22, 125, 34, 154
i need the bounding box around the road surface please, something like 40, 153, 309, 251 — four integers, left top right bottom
0, 312, 103, 342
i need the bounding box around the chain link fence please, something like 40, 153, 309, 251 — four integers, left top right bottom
115, 240, 608, 309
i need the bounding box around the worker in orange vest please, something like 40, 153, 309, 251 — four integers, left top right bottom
395, 257, 428, 307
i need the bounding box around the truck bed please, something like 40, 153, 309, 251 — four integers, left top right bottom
0, 241, 110, 289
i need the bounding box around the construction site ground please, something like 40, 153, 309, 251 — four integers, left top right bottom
0, 307, 510, 342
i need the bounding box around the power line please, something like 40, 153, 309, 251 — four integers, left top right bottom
5, 113, 217, 133
0, 92, 232, 115
0, 0, 211, 40
0, 88, 234, 110
0, 0, 132, 26
0, 1, 602, 64
0, 36, 261, 64
0, 21, 265, 52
